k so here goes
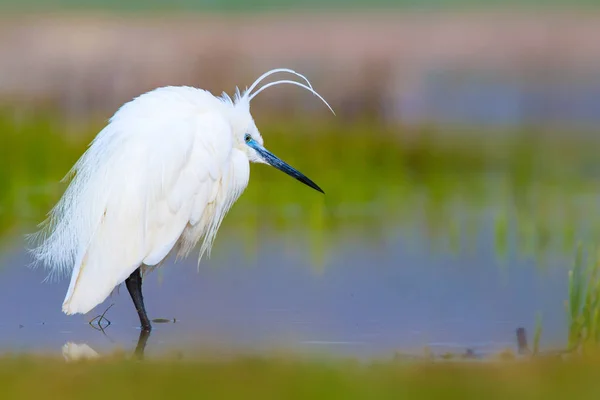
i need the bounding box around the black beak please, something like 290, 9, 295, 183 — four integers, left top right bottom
247, 140, 324, 194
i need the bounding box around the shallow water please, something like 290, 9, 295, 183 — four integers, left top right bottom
0, 217, 570, 360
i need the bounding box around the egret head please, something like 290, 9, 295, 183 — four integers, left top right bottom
224, 68, 334, 194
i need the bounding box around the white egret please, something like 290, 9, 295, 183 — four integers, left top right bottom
29, 68, 334, 331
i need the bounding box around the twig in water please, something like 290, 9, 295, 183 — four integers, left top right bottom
516, 327, 530, 355
89, 304, 114, 331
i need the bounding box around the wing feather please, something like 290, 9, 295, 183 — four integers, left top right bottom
39, 88, 240, 315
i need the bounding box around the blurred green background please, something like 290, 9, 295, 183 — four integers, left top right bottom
1, 0, 599, 249
2, 0, 600, 397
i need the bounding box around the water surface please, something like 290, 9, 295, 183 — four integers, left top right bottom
0, 220, 570, 360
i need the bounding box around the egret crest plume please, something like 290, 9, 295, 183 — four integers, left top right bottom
233, 68, 335, 115
245, 68, 317, 96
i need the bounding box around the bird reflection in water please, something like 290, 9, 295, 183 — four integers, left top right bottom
62, 328, 152, 361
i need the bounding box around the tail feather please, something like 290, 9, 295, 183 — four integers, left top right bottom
60, 203, 147, 315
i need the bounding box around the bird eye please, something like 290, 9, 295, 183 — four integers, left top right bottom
244, 134, 251, 143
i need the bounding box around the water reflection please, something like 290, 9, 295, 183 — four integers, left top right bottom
61, 331, 150, 361
62, 330, 148, 361
60, 325, 537, 362
62, 342, 100, 362
134, 330, 150, 360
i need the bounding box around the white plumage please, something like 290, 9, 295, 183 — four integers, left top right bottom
29, 68, 333, 328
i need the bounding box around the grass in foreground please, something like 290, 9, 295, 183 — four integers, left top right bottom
568, 244, 600, 351
2, 354, 600, 399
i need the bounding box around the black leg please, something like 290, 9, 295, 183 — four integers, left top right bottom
125, 267, 152, 332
